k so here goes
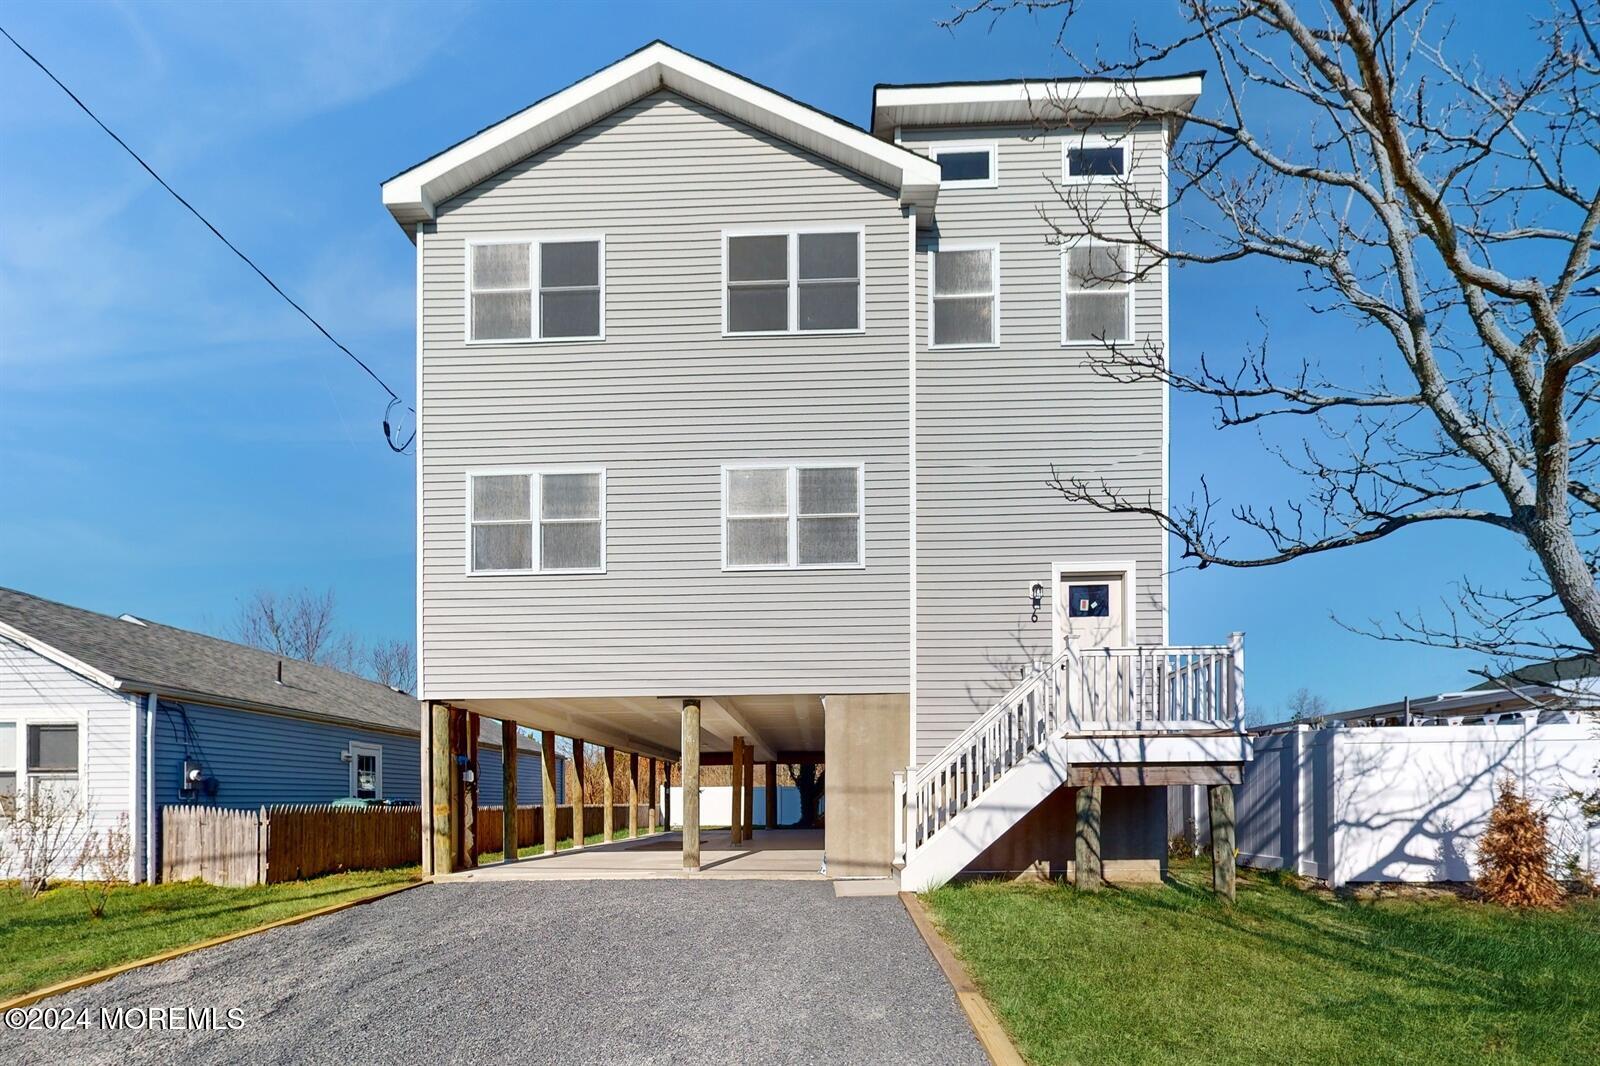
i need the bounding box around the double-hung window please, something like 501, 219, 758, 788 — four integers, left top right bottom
1063, 133, 1127, 183
1061, 243, 1134, 344
930, 245, 998, 347
723, 464, 864, 569
468, 470, 605, 574
0, 722, 14, 802
725, 228, 863, 334
930, 142, 998, 188
468, 235, 604, 342
25, 723, 79, 804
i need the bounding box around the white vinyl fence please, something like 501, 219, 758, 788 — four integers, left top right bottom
1232, 721, 1599, 886
661, 786, 809, 829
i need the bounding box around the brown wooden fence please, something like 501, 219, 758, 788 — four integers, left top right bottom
163, 803, 654, 885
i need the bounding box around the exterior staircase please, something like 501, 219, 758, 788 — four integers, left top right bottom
896, 637, 1246, 891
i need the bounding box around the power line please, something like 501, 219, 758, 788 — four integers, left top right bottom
0, 23, 414, 453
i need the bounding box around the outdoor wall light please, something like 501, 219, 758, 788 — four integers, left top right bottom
1030, 581, 1045, 623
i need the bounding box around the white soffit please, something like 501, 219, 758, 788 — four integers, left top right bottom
871, 74, 1204, 138
383, 41, 943, 230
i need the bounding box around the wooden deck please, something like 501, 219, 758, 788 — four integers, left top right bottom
435, 829, 826, 882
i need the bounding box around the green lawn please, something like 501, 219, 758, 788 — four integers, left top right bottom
926, 860, 1600, 1066
0, 867, 419, 1001
476, 826, 653, 864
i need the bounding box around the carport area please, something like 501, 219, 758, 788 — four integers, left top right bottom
11, 881, 985, 1065
444, 828, 826, 881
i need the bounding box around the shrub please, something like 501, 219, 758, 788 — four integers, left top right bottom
1477, 778, 1564, 908
75, 813, 131, 919
1, 788, 87, 897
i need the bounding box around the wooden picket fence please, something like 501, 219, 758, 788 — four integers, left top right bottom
163, 802, 655, 885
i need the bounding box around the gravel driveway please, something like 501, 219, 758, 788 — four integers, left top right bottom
9, 881, 986, 1065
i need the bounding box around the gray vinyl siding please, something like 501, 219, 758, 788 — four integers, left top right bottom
151, 700, 423, 807
904, 123, 1170, 760
419, 91, 910, 699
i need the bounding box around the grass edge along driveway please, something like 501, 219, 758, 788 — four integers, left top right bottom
0, 867, 420, 1001
925, 859, 1600, 1066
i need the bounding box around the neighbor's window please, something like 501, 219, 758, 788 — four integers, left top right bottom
1062, 243, 1133, 344
468, 470, 605, 573
26, 723, 78, 804
468, 236, 603, 342
1064, 135, 1126, 182
726, 230, 861, 333
0, 722, 15, 800
931, 143, 997, 187
724, 464, 863, 569
931, 246, 997, 347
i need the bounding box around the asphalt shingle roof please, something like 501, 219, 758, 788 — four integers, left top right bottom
0, 585, 419, 735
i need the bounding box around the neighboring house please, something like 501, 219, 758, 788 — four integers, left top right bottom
1231, 678, 1598, 886
0, 586, 558, 882
384, 41, 1249, 888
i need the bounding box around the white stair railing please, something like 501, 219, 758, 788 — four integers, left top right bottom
894, 633, 1245, 866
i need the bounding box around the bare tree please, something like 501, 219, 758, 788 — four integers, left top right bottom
949, 0, 1600, 667
787, 763, 825, 828
1287, 687, 1330, 721
74, 812, 131, 919
368, 638, 416, 693
233, 588, 357, 669
1, 786, 87, 897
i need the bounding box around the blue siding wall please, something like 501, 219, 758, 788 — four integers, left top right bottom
152, 700, 422, 808
475, 746, 551, 806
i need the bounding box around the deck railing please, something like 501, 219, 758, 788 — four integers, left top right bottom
894, 633, 1244, 864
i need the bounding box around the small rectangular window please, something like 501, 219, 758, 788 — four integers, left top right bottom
1068, 584, 1111, 618
726, 229, 861, 334
1064, 136, 1126, 182
931, 143, 997, 188
469, 236, 604, 342
27, 724, 77, 773
469, 471, 605, 573
1062, 244, 1133, 344
931, 246, 997, 347
724, 464, 863, 569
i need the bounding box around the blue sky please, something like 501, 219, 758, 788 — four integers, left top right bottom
0, 0, 1536, 720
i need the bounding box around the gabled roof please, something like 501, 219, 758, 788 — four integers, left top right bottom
382, 40, 943, 231
871, 73, 1205, 139
0, 586, 428, 738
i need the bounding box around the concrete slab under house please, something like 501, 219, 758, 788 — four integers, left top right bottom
393, 42, 1249, 896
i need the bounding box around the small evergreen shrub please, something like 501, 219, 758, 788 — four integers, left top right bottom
1477, 778, 1564, 908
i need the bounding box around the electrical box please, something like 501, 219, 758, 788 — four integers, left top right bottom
181, 759, 204, 794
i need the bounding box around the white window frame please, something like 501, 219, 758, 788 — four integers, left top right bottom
18, 718, 83, 806
928, 242, 1001, 350
464, 232, 606, 345
929, 141, 998, 189
0, 720, 16, 803
1060, 240, 1136, 346
349, 741, 384, 800
722, 224, 867, 337
1062, 132, 1129, 185
720, 462, 867, 572
464, 467, 608, 576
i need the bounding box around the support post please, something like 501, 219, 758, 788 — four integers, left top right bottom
731, 735, 745, 846
681, 700, 701, 871
501, 719, 518, 861
463, 711, 479, 868
602, 746, 616, 843
763, 761, 777, 829
428, 701, 453, 874
627, 752, 639, 838
744, 742, 755, 836
540, 731, 558, 854
569, 738, 587, 849
1209, 783, 1237, 902
1075, 785, 1103, 891
447, 706, 468, 870
648, 758, 659, 833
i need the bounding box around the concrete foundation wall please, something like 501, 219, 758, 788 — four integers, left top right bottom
967, 783, 1168, 882
823, 693, 909, 877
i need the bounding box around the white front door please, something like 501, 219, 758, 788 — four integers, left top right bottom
1060, 572, 1126, 649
